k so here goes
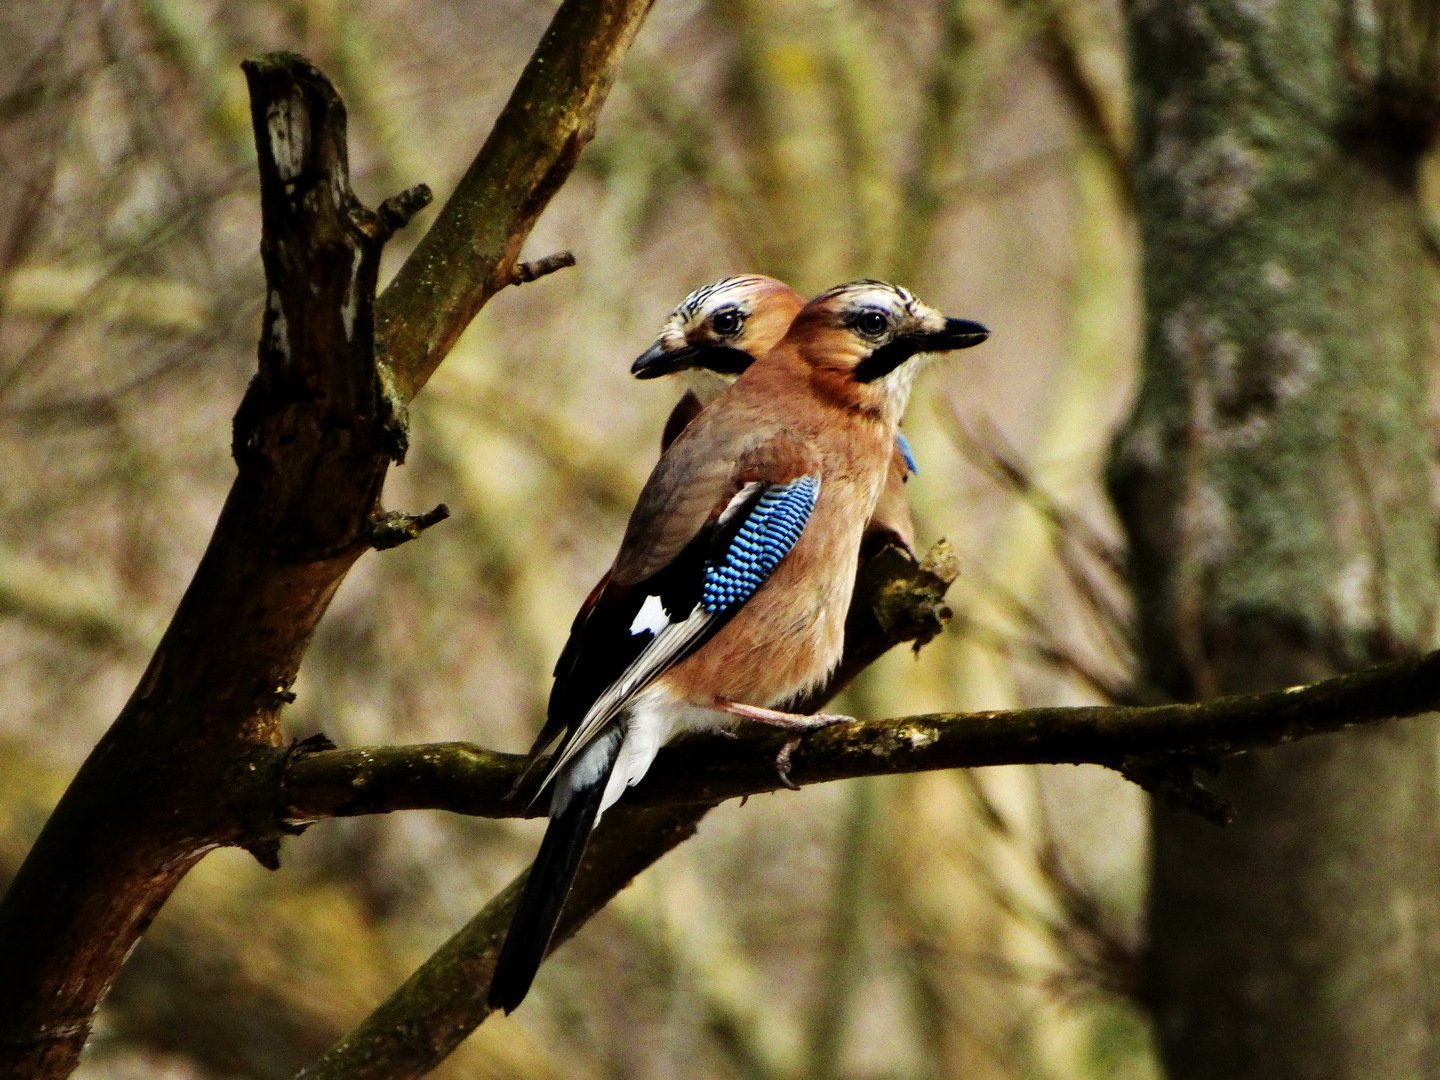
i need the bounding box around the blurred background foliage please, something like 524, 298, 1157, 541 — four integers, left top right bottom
0, 0, 1195, 1076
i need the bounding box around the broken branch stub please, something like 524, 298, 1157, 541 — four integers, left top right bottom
237, 52, 428, 556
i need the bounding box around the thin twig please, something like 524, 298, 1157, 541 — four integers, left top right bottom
502, 250, 577, 287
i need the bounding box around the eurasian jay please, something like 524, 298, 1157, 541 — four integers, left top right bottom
488, 280, 988, 1013
632, 274, 920, 555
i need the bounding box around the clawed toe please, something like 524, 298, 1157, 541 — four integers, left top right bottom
775, 736, 802, 790
712, 700, 855, 790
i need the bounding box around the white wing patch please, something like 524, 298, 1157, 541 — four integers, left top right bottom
539, 607, 714, 794
628, 594, 670, 636
715, 481, 764, 528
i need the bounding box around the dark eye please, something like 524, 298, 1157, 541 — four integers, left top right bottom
711, 308, 744, 336
856, 309, 889, 337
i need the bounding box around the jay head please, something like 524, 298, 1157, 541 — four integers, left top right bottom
634, 277, 987, 425
785, 279, 989, 425
630, 274, 806, 404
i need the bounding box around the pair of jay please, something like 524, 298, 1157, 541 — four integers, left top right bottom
491, 277, 989, 1012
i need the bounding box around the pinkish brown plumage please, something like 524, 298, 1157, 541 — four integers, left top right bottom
489, 280, 988, 1013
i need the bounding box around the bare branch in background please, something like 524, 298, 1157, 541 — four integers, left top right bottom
0, 1, 655, 1069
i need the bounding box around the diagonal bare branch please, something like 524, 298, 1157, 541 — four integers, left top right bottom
0, 3, 655, 1070
375, 0, 654, 402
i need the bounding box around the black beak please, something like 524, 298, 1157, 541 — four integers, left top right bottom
631, 341, 699, 379
631, 342, 756, 380
922, 317, 989, 350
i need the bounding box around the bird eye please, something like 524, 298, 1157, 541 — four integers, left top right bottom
710, 308, 744, 336
856, 310, 889, 337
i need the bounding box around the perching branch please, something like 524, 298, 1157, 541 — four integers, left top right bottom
284, 645, 1440, 824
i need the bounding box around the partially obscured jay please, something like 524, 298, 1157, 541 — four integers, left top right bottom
632, 274, 921, 555
488, 280, 988, 1012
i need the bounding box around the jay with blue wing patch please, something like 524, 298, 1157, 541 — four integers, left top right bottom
488, 280, 989, 1013
631, 274, 921, 556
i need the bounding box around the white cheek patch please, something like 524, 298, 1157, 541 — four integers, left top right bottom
629, 593, 670, 636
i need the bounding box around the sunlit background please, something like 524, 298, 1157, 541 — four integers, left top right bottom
1, 1, 1161, 1076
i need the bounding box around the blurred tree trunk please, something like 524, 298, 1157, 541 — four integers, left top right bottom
1113, 3, 1440, 1077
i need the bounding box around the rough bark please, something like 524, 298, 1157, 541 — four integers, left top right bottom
0, 54, 411, 1078
1114, 3, 1440, 1076
0, 0, 653, 1070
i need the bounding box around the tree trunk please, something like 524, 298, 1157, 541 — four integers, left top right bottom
1113, 3, 1440, 1076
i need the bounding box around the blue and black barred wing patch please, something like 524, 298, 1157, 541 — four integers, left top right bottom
539, 474, 821, 791
895, 431, 918, 475
702, 475, 820, 614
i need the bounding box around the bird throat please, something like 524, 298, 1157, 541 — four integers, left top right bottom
683, 365, 738, 406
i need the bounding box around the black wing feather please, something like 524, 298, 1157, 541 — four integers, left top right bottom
544, 482, 768, 741
488, 728, 622, 1013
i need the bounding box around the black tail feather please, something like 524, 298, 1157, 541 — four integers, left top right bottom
487, 733, 620, 1013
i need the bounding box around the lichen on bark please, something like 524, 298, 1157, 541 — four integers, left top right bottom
1114, 2, 1440, 1075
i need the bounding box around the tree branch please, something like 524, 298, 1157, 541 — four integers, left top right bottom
0, 53, 418, 1077
374, 1, 654, 402
297, 804, 703, 1080
283, 647, 1440, 825
0, 0, 655, 1068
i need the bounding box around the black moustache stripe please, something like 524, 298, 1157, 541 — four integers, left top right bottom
853, 339, 923, 383
691, 345, 754, 376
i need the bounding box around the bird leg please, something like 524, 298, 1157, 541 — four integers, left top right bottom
712, 700, 854, 790
714, 700, 855, 729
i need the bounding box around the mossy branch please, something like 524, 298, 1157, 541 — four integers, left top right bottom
296, 803, 703, 1080
375, 2, 654, 401
284, 648, 1440, 825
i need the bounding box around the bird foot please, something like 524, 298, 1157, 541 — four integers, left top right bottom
775, 736, 802, 790
713, 701, 853, 791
